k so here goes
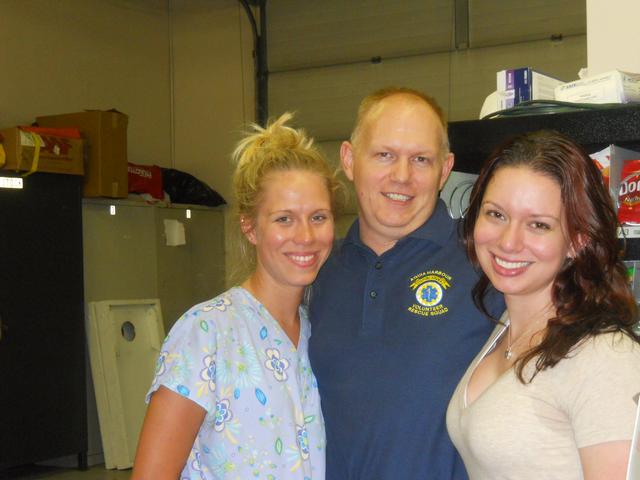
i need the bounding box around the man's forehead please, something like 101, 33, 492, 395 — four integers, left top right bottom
362, 95, 438, 129
359, 96, 443, 144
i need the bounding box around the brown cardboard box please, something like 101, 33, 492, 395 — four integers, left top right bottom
37, 110, 128, 197
0, 127, 84, 175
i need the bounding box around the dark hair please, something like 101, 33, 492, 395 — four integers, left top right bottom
464, 130, 639, 382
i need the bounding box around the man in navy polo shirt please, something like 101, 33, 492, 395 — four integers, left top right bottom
309, 87, 501, 479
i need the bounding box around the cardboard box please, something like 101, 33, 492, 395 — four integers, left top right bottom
0, 127, 84, 176
555, 70, 640, 104
37, 110, 128, 198
496, 67, 564, 109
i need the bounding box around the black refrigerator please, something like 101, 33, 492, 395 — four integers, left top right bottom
0, 172, 87, 470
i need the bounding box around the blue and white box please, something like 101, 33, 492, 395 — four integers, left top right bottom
497, 67, 564, 110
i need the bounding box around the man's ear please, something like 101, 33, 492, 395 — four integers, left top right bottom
439, 152, 455, 190
241, 215, 257, 245
340, 141, 355, 182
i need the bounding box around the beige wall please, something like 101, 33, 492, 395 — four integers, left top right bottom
171, 0, 255, 205
170, 0, 256, 289
0, 0, 254, 196
1, 0, 255, 290
587, 0, 640, 75
0, 0, 173, 167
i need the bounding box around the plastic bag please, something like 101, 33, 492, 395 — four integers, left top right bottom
161, 168, 226, 207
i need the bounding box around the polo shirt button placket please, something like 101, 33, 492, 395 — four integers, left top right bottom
370, 261, 381, 302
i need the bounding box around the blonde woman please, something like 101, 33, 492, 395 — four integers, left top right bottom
132, 114, 339, 480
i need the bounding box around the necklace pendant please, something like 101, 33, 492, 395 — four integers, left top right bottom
504, 348, 513, 360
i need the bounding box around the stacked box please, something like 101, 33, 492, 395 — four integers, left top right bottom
0, 126, 84, 176
555, 70, 640, 104
37, 110, 128, 198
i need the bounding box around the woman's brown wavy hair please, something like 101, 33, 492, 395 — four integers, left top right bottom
463, 130, 639, 382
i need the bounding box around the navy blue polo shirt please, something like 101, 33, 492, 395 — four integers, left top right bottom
309, 200, 503, 480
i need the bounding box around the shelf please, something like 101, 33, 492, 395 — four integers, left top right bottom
82, 197, 227, 211
448, 104, 640, 260
449, 104, 640, 174
619, 226, 640, 239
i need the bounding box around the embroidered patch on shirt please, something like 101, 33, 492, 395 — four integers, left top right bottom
407, 269, 451, 317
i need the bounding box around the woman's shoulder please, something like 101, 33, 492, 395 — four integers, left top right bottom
572, 331, 640, 356
161, 288, 253, 348
169, 287, 247, 330
183, 287, 249, 315
563, 331, 640, 374
544, 332, 640, 410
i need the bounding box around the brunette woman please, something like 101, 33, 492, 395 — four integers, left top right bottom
447, 130, 640, 480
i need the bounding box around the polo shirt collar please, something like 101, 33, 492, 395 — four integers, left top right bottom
342, 199, 454, 251
406, 199, 454, 246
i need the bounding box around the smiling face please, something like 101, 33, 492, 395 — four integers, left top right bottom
473, 166, 574, 307
341, 94, 454, 254
243, 169, 334, 294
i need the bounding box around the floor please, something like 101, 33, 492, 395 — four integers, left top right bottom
0, 465, 130, 480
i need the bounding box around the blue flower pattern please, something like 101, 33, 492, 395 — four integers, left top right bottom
199, 355, 216, 392
264, 348, 290, 381
213, 399, 232, 432
296, 425, 310, 460
146, 287, 324, 479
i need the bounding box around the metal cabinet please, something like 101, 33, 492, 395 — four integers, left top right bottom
81, 199, 226, 463
82, 200, 226, 332
0, 173, 87, 470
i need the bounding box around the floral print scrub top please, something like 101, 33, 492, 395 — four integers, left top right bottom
147, 287, 325, 480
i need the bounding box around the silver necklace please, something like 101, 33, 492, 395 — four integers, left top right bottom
504, 318, 546, 360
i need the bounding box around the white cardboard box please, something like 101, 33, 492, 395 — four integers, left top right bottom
555, 70, 640, 104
